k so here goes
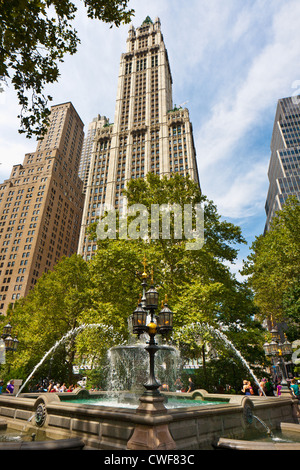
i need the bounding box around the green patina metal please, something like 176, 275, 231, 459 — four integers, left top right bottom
142, 16, 153, 25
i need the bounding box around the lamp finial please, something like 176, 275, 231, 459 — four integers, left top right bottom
142, 254, 147, 278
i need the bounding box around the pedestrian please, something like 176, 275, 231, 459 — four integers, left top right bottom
248, 381, 254, 395
187, 377, 195, 393
59, 383, 67, 392
174, 377, 183, 392
242, 380, 253, 395
259, 378, 266, 396
0, 379, 3, 394
290, 379, 300, 399
276, 381, 282, 396
6, 379, 14, 394
160, 382, 169, 391
265, 378, 274, 396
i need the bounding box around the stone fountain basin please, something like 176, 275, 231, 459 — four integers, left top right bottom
0, 415, 84, 449
0, 389, 299, 450
216, 423, 300, 450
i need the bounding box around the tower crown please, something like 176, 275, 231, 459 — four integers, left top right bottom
142, 16, 153, 25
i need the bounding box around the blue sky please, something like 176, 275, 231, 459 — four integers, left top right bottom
1, 0, 300, 279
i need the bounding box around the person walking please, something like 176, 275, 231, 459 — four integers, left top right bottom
187, 377, 195, 393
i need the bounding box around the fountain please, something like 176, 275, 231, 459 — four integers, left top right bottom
0, 271, 298, 450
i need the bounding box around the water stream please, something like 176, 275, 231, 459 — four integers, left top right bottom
17, 321, 266, 398
253, 414, 273, 437
176, 322, 267, 397
16, 323, 120, 397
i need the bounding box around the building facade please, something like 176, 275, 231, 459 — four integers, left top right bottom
0, 102, 84, 314
265, 95, 300, 231
78, 114, 110, 194
78, 17, 200, 259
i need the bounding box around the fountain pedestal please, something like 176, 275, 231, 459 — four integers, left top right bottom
127, 393, 176, 450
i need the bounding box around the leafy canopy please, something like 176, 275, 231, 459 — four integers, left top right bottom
0, 0, 134, 137
242, 196, 300, 338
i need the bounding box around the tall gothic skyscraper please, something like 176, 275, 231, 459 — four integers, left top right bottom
265, 95, 300, 231
78, 17, 200, 259
0, 102, 84, 314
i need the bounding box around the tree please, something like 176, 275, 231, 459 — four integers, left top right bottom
283, 283, 300, 342
242, 196, 300, 335
0, 0, 134, 137
1, 253, 127, 387
89, 174, 264, 371
2, 255, 92, 384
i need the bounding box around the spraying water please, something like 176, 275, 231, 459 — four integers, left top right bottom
176, 322, 266, 397
16, 323, 120, 397
108, 342, 181, 392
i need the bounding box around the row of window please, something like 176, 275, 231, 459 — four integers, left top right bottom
125, 54, 158, 75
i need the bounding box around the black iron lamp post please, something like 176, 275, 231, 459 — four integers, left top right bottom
1, 322, 19, 352
263, 322, 293, 390
131, 271, 174, 397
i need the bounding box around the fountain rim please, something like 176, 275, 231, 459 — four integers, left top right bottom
109, 344, 179, 351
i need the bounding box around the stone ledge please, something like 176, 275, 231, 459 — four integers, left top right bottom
0, 438, 85, 450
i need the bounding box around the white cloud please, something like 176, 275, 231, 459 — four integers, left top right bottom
215, 160, 268, 218
193, 0, 300, 225
197, 3, 300, 171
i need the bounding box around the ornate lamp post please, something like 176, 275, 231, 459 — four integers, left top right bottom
127, 260, 177, 451
131, 268, 173, 396
263, 321, 293, 391
1, 322, 19, 352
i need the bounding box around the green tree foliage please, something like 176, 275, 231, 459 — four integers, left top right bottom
89, 174, 265, 368
1, 255, 93, 383
0, 0, 134, 137
242, 196, 300, 339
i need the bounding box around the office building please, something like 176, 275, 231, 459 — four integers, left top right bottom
265, 95, 300, 231
0, 102, 84, 314
78, 17, 200, 259
78, 114, 110, 193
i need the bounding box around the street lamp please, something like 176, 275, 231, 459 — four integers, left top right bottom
281, 335, 293, 356
131, 268, 174, 396
1, 322, 19, 352
157, 297, 173, 334
263, 321, 292, 390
